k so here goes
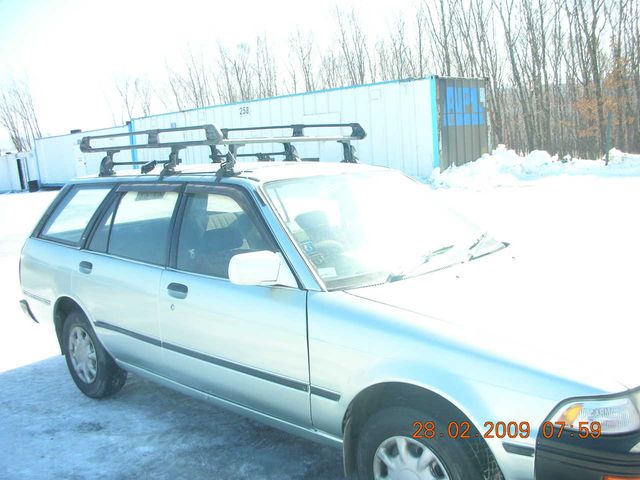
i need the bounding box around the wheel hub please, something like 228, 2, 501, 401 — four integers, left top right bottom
69, 326, 98, 384
373, 436, 450, 480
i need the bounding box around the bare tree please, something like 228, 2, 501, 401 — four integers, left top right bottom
114, 77, 138, 121
135, 78, 153, 117
387, 17, 416, 79
415, 3, 429, 77
423, 0, 456, 76
114, 76, 155, 121
290, 30, 317, 92
166, 47, 216, 109
254, 35, 279, 98
319, 47, 346, 88
0, 79, 42, 152
336, 8, 369, 85
114, 0, 640, 158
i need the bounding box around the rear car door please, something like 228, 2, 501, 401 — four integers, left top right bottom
21, 184, 114, 325
158, 184, 311, 426
73, 183, 181, 370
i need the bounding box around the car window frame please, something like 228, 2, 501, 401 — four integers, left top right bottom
167, 182, 300, 287
83, 182, 184, 267
36, 183, 116, 248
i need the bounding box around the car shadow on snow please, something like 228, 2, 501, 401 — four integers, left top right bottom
0, 356, 344, 480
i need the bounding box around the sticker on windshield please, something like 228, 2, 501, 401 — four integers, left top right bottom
299, 240, 316, 254
318, 267, 338, 279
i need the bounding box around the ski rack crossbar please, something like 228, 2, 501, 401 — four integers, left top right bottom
220, 123, 366, 144
79, 125, 224, 153
79, 123, 366, 177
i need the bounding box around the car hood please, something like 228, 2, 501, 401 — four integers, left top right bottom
347, 246, 639, 393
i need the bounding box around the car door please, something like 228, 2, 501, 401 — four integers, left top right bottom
73, 183, 181, 371
157, 184, 311, 427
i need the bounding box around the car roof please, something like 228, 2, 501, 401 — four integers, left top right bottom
72, 161, 391, 186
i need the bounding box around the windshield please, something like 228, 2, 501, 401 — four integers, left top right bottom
264, 170, 497, 290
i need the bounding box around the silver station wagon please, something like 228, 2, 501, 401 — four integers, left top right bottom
19, 124, 640, 480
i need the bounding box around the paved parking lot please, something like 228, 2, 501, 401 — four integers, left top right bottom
1, 357, 343, 480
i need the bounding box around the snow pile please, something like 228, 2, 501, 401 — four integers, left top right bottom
429, 145, 640, 189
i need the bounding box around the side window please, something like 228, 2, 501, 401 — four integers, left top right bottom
40, 186, 111, 245
106, 190, 179, 265
88, 200, 117, 253
176, 192, 273, 278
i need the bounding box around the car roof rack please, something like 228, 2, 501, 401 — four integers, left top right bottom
79, 123, 367, 177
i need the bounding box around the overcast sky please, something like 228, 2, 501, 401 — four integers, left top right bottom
0, 0, 418, 150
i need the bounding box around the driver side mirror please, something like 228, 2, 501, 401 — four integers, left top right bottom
228, 251, 298, 288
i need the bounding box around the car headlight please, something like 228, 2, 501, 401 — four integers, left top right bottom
550, 391, 640, 435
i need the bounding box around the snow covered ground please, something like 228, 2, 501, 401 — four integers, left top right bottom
429, 145, 640, 189
1, 153, 639, 479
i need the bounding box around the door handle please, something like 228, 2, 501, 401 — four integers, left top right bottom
167, 282, 188, 300
79, 261, 93, 274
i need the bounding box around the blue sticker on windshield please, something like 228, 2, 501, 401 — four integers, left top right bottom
300, 240, 316, 254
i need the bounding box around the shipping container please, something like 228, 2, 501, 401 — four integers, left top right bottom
31, 77, 489, 185
33, 125, 133, 186
0, 152, 37, 192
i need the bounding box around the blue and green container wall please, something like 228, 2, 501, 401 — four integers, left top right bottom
432, 76, 489, 171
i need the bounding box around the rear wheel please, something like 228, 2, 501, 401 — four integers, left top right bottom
63, 310, 127, 398
356, 407, 484, 480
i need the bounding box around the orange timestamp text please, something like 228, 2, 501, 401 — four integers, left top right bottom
411, 420, 602, 440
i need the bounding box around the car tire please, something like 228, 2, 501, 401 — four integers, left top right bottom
356, 406, 485, 480
62, 310, 127, 398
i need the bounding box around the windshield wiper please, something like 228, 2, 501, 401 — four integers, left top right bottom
467, 232, 488, 260
386, 245, 455, 283
467, 232, 509, 261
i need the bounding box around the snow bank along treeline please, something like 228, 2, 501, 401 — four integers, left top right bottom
429, 146, 640, 189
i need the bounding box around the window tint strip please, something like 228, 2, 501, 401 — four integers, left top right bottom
117, 183, 182, 193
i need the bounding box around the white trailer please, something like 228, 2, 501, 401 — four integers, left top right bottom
33, 126, 133, 186
0, 152, 37, 192
32, 77, 488, 184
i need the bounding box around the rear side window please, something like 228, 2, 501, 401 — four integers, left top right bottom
40, 186, 111, 245
88, 201, 117, 253
106, 190, 179, 265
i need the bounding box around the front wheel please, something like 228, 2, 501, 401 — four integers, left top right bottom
356, 407, 485, 480
63, 310, 127, 398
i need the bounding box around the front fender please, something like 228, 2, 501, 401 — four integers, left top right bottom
308, 290, 606, 480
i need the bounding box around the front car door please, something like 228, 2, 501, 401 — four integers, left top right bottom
157, 184, 311, 426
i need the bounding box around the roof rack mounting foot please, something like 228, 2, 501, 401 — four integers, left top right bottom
217, 150, 237, 178
99, 151, 119, 177
339, 141, 359, 163
283, 143, 300, 162
209, 145, 223, 164
160, 146, 183, 176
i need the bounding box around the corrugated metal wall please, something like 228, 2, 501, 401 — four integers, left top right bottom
132, 78, 436, 177
435, 77, 489, 170
31, 76, 490, 184
34, 125, 132, 184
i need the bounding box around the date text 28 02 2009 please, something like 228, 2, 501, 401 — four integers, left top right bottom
411, 420, 602, 440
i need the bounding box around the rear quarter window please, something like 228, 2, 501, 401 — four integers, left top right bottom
40, 186, 112, 245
